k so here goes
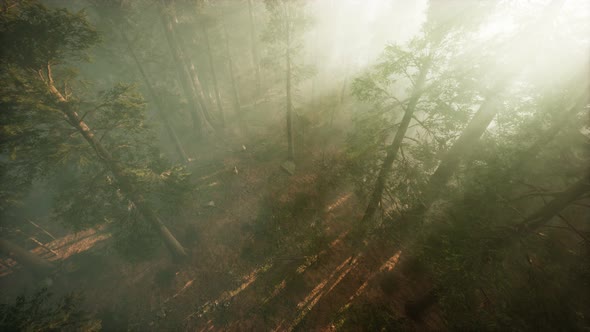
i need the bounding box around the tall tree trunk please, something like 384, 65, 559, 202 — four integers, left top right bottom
202, 24, 225, 127
122, 32, 190, 163
361, 62, 431, 223
160, 2, 211, 137
168, 7, 217, 129
222, 22, 245, 134
286, 28, 295, 161
424, 92, 501, 203
0, 239, 54, 274
184, 55, 217, 129
46, 77, 187, 259
247, 0, 261, 95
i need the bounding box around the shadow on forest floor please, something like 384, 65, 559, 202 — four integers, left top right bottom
0, 131, 444, 331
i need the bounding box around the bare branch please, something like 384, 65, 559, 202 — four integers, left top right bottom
403, 136, 422, 145
557, 213, 590, 244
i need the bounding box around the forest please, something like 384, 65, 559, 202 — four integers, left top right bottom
0, 0, 589, 330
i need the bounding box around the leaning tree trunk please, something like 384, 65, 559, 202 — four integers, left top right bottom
361, 61, 431, 223
424, 92, 501, 204
285, 28, 295, 162
169, 7, 217, 130
423, 0, 565, 207
181, 48, 217, 128
160, 3, 211, 137
0, 239, 54, 274
122, 32, 190, 163
64, 104, 188, 258
202, 24, 225, 127
247, 0, 261, 96
46, 78, 187, 259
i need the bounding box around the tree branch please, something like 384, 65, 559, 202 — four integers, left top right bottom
403, 136, 422, 145
557, 213, 590, 244
401, 67, 416, 87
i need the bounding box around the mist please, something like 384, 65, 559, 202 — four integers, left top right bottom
1, 0, 589, 331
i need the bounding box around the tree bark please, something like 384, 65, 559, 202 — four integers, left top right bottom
247, 0, 261, 95
202, 24, 225, 127
361, 61, 431, 223
0, 239, 55, 274
122, 32, 190, 163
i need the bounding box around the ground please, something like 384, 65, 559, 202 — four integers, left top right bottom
0, 120, 446, 331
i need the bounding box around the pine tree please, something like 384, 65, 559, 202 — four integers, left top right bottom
262, 0, 314, 166
0, 2, 188, 259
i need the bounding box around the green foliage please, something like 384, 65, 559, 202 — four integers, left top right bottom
0, 288, 101, 331
347, 32, 473, 209
346, 2, 590, 329
409, 115, 590, 330
262, 0, 312, 46
0, 2, 99, 69
0, 1, 193, 259
261, 0, 315, 83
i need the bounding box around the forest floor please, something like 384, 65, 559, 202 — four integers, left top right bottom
0, 122, 445, 331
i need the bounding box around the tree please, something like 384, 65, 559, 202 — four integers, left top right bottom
87, 0, 194, 163
422, 0, 566, 206
350, 26, 469, 224
345, 1, 589, 327
201, 16, 225, 128
519, 171, 590, 234
356, 44, 432, 224
262, 0, 313, 164
0, 2, 188, 259
122, 31, 190, 163
160, 0, 215, 137
247, 0, 261, 96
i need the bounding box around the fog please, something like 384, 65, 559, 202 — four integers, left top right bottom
303, 0, 428, 85
1, 0, 589, 330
